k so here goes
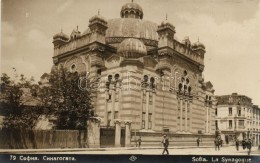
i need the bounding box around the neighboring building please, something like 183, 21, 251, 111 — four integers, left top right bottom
216, 93, 260, 146
50, 1, 217, 147
252, 105, 260, 146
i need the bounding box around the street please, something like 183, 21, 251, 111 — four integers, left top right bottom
34, 146, 260, 155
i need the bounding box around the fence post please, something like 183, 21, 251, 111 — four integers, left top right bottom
87, 117, 101, 148
124, 120, 132, 147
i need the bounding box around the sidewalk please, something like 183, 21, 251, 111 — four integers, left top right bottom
0, 145, 214, 154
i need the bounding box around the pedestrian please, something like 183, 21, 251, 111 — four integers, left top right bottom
138, 136, 142, 148
215, 138, 220, 151
220, 139, 223, 147
197, 138, 200, 147
242, 139, 246, 150
247, 139, 252, 155
162, 135, 169, 155
235, 139, 239, 151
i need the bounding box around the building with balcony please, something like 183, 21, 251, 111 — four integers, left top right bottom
49, 1, 217, 147
216, 93, 260, 146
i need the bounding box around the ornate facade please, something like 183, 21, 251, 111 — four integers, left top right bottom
51, 1, 217, 147
216, 93, 260, 146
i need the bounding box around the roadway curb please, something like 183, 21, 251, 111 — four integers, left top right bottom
0, 146, 217, 154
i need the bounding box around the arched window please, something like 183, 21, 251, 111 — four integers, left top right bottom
144, 75, 148, 82
71, 64, 76, 72
150, 77, 155, 89
181, 77, 185, 83
184, 85, 187, 91
178, 83, 182, 91
115, 74, 120, 81
188, 86, 192, 95
184, 70, 187, 76
186, 78, 189, 84
108, 75, 112, 82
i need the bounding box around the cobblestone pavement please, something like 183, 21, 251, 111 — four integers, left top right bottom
39, 146, 260, 155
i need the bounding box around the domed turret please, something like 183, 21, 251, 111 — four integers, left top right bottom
192, 39, 206, 56
89, 11, 108, 36
158, 19, 175, 33
117, 38, 147, 58
157, 16, 175, 48
89, 13, 107, 26
192, 40, 205, 49
52, 30, 69, 47
182, 36, 191, 47
70, 26, 81, 40
121, 0, 143, 19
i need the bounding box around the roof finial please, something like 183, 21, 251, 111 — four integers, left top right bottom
77, 25, 78, 30
98, 9, 100, 15
166, 13, 168, 20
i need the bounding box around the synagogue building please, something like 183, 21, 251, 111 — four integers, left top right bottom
50, 1, 217, 147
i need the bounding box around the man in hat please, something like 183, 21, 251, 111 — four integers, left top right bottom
162, 135, 169, 155
138, 136, 142, 148
247, 139, 252, 155
235, 139, 240, 151
197, 138, 200, 147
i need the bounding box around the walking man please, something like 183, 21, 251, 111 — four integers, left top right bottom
247, 139, 252, 155
138, 136, 142, 148
162, 135, 169, 155
197, 138, 200, 147
215, 138, 220, 151
235, 139, 240, 151
242, 139, 246, 150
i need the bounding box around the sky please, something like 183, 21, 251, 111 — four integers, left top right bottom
1, 0, 260, 105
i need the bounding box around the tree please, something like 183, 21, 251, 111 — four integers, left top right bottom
0, 73, 42, 129
38, 66, 94, 130
0, 73, 42, 148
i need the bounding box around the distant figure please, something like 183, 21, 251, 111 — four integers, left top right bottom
138, 136, 142, 148
242, 139, 246, 150
162, 135, 169, 155
215, 138, 220, 151
197, 138, 200, 147
235, 139, 240, 151
247, 139, 252, 155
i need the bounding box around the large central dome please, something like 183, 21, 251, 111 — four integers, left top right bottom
106, 18, 158, 41
82, 1, 159, 47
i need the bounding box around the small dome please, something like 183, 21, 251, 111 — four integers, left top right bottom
182, 36, 191, 45
121, 1, 143, 19
70, 27, 81, 40
117, 38, 147, 58
89, 14, 107, 25
158, 19, 175, 33
160, 20, 175, 29
53, 31, 69, 40
192, 40, 205, 49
